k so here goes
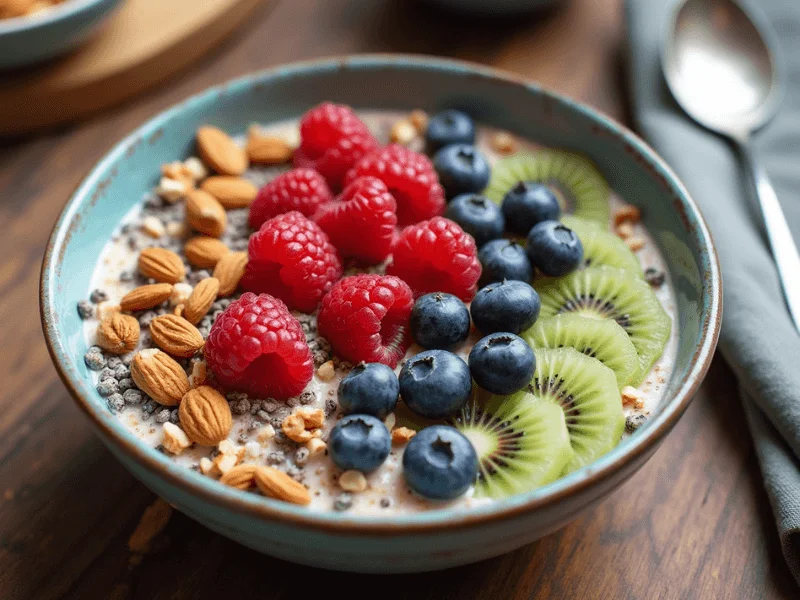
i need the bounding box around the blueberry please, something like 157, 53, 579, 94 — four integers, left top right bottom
425, 110, 475, 153
501, 182, 561, 236
468, 333, 536, 394
433, 145, 491, 199
444, 194, 504, 248
329, 414, 391, 472
410, 293, 471, 350
478, 239, 533, 286
402, 425, 478, 500
526, 220, 583, 277
338, 363, 399, 419
470, 280, 541, 335
399, 350, 472, 419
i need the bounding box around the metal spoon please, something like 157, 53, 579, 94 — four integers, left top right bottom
662, 0, 800, 331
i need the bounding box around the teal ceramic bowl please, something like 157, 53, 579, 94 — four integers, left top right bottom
0, 0, 124, 69
40, 55, 721, 573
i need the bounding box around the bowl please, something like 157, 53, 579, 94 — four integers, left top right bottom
0, 0, 124, 70
40, 55, 721, 573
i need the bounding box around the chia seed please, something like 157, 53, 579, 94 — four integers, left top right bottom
121, 353, 135, 366
114, 364, 131, 379
77, 300, 94, 320
138, 311, 158, 328
120, 271, 134, 282
107, 356, 122, 369
98, 367, 117, 381
256, 410, 270, 421
262, 399, 279, 413
89, 289, 108, 303
644, 267, 665, 288
232, 399, 251, 415
300, 391, 316, 405
155, 409, 171, 423
84, 349, 106, 371
285, 465, 304, 482
96, 378, 119, 397
249, 420, 263, 430
334, 493, 353, 511
286, 397, 299, 408
625, 414, 647, 434
123, 389, 144, 405
324, 398, 337, 417
295, 447, 309, 465
237, 432, 249, 444
190, 270, 211, 284
142, 399, 157, 414
266, 451, 285, 465
170, 409, 180, 424
107, 394, 125, 412
380, 497, 392, 509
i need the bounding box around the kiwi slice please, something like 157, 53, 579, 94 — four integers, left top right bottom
453, 392, 573, 499
560, 215, 643, 277
535, 266, 671, 380
484, 150, 610, 226
523, 313, 640, 388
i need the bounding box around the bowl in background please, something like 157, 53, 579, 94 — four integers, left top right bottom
40, 55, 721, 573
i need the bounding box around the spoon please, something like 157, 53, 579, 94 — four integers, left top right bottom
662, 0, 800, 331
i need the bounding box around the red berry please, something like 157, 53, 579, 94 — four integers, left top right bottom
205, 292, 313, 399
294, 103, 379, 190
317, 274, 414, 368
249, 168, 333, 230
241, 211, 342, 312
386, 216, 481, 302
313, 176, 397, 264
345, 144, 445, 226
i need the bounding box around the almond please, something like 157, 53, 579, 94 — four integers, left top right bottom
149, 314, 205, 357
409, 109, 428, 133
162, 422, 192, 455
96, 313, 140, 354
254, 466, 311, 505
220, 464, 260, 490
201, 176, 259, 209
184, 236, 229, 268
213, 251, 247, 296
186, 189, 227, 238
138, 247, 185, 284
179, 385, 232, 446
120, 283, 173, 312
131, 348, 190, 406
161, 161, 195, 190
184, 277, 219, 324
196, 126, 248, 176
246, 128, 293, 164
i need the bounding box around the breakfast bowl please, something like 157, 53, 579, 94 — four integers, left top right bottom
0, 0, 124, 69
40, 55, 721, 573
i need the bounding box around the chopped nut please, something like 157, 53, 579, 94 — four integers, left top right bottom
218, 439, 237, 455
257, 424, 276, 444
213, 453, 238, 475
162, 161, 195, 189
306, 438, 327, 458
391, 427, 416, 445
156, 177, 188, 203
162, 422, 191, 455
390, 119, 417, 146
282, 413, 313, 443
625, 237, 645, 252
616, 221, 634, 239
317, 360, 335, 381
141, 216, 166, 238
189, 360, 207, 388
245, 441, 261, 459
621, 385, 645, 408
183, 157, 208, 182
199, 457, 214, 475
166, 221, 189, 239
339, 470, 367, 493
491, 131, 517, 155
296, 407, 325, 429
384, 412, 396, 432
169, 282, 193, 306
614, 205, 641, 226
409, 109, 428, 133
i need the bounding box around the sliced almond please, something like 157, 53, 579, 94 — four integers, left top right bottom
246, 128, 293, 164
186, 189, 227, 238
184, 236, 229, 268
131, 348, 190, 406
184, 277, 219, 325
201, 176, 259, 209
213, 251, 247, 296
149, 314, 205, 357
179, 385, 232, 446
220, 464, 260, 490
96, 313, 140, 354
138, 247, 185, 284
254, 466, 311, 505
120, 283, 173, 312
189, 359, 207, 388
391, 427, 416, 445
196, 126, 248, 176
162, 422, 192, 455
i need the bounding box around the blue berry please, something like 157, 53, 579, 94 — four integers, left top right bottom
444, 194, 504, 248
410, 293, 471, 351
329, 414, 391, 472
402, 425, 477, 500
468, 333, 535, 394
425, 110, 475, 153
338, 363, 399, 419
433, 145, 491, 200
399, 350, 472, 419
470, 280, 541, 335
478, 239, 533, 286
526, 220, 583, 277
501, 182, 561, 236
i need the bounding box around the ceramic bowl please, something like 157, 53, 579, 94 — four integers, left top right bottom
0, 0, 124, 70
40, 55, 721, 573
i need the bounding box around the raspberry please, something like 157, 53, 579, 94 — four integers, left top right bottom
317, 274, 414, 368
294, 103, 379, 190
205, 293, 313, 399
345, 144, 445, 226
249, 168, 333, 230
313, 177, 397, 264
386, 216, 481, 302
241, 211, 342, 312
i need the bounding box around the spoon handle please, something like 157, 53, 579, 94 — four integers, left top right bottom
738, 141, 800, 332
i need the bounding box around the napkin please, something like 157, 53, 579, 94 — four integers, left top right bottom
625, 0, 800, 584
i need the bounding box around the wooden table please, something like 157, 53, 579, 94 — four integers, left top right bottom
0, 0, 796, 597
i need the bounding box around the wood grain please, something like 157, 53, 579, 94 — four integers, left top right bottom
0, 0, 795, 598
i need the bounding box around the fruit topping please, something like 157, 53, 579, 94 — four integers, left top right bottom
560, 215, 642, 276
468, 332, 536, 395
338, 363, 399, 419
526, 220, 584, 277
444, 193, 505, 248
249, 168, 333, 229
425, 110, 476, 154
501, 181, 561, 236
409, 292, 471, 351
432, 144, 491, 199
470, 280, 541, 335
399, 350, 472, 419
477, 239, 533, 287
402, 425, 478, 500
329, 414, 391, 472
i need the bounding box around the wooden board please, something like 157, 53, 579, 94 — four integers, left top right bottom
0, 0, 268, 135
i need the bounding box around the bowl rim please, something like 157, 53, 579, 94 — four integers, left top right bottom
40, 54, 722, 535
0, 0, 116, 35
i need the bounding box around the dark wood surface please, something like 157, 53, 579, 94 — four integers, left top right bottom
0, 0, 796, 598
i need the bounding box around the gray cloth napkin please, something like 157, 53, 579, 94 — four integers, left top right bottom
625, 0, 800, 584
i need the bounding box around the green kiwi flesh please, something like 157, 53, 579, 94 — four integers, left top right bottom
560, 215, 643, 277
